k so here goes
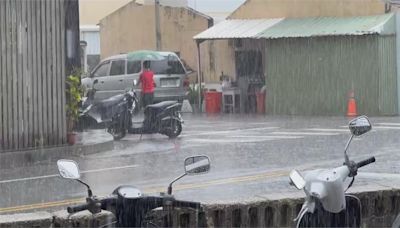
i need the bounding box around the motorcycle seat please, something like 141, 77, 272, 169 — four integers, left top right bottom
97, 94, 125, 108
146, 101, 178, 110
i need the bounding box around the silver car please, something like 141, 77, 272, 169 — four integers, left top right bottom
82, 51, 190, 103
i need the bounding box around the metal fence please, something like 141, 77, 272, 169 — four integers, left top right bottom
0, 0, 78, 151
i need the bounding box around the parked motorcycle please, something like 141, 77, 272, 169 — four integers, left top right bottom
77, 79, 136, 140
78, 80, 183, 140
128, 100, 183, 139
289, 116, 376, 228
57, 155, 210, 227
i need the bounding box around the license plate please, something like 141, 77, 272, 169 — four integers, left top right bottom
160, 78, 179, 87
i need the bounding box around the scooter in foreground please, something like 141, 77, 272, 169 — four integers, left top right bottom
289, 116, 376, 228
57, 155, 210, 227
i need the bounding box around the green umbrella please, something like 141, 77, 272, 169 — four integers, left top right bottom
127, 50, 165, 61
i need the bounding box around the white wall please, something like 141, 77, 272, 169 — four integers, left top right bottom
80, 30, 100, 55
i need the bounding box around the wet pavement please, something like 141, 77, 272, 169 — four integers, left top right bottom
1, 114, 400, 214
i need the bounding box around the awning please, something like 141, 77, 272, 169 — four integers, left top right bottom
193, 18, 284, 41
258, 13, 395, 39
194, 13, 395, 41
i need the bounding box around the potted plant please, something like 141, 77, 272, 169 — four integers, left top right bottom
188, 83, 204, 113
66, 72, 83, 145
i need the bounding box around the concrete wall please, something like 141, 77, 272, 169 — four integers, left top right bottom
0, 210, 115, 228
229, 0, 387, 19
99, 2, 219, 82
2, 189, 400, 227
79, 0, 132, 25
200, 40, 236, 83
264, 35, 398, 116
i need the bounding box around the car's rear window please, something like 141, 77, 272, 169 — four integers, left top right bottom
127, 60, 141, 74
110, 60, 126, 76
151, 56, 185, 75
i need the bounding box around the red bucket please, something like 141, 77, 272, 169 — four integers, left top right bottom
205, 91, 222, 114
256, 92, 266, 114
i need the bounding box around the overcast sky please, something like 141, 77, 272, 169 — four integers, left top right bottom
187, 0, 246, 12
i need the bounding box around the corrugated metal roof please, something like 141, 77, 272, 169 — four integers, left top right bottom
257, 13, 395, 39
193, 13, 395, 40
193, 18, 284, 40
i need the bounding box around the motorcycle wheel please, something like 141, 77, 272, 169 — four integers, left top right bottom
164, 119, 182, 139
108, 112, 130, 141
108, 125, 126, 140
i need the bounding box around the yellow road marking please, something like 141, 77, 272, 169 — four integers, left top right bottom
0, 198, 84, 213
0, 170, 288, 214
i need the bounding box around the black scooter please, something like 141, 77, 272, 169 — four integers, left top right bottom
78, 80, 183, 140
128, 100, 183, 139
57, 155, 210, 227
78, 79, 136, 140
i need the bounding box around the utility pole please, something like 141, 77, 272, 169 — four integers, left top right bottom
155, 0, 162, 50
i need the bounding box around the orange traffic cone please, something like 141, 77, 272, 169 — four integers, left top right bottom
347, 91, 357, 117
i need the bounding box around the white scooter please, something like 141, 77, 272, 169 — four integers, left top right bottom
290, 116, 376, 227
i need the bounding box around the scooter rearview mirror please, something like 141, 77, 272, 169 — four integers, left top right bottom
57, 159, 81, 180
57, 159, 94, 197
344, 116, 371, 165
184, 156, 211, 175
167, 155, 211, 195
349, 115, 371, 137
289, 170, 305, 190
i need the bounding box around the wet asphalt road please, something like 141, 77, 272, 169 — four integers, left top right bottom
1, 114, 400, 214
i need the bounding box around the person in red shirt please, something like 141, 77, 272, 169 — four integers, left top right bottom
139, 60, 155, 108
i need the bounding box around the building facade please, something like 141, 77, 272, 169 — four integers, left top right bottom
99, 1, 213, 79
195, 1, 400, 115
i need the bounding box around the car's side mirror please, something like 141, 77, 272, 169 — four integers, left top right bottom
93, 79, 98, 85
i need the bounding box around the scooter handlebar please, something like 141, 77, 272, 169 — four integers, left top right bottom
67, 203, 89, 214
356, 156, 376, 169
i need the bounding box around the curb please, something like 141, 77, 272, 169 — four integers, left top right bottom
0, 131, 114, 170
